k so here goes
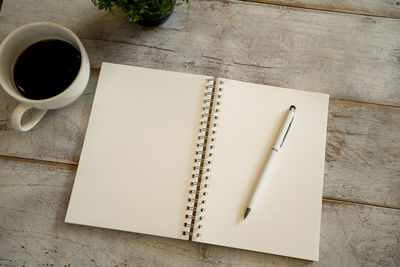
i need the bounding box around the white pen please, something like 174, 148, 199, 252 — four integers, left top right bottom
243, 105, 296, 220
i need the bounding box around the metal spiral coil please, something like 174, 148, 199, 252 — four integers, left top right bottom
188, 198, 206, 204
188, 190, 207, 196
185, 214, 203, 220
195, 150, 212, 157
190, 182, 208, 188
191, 174, 209, 180
184, 223, 202, 229
202, 106, 219, 112
182, 231, 201, 238
194, 159, 211, 164
186, 206, 205, 212
184, 77, 222, 240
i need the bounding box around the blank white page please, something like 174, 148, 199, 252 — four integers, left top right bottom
66, 63, 210, 240
200, 79, 329, 261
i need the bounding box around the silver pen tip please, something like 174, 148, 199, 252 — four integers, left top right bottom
289, 105, 296, 110
243, 208, 251, 220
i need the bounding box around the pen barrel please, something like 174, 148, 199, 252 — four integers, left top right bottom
245, 106, 295, 216
247, 149, 277, 209
273, 109, 295, 150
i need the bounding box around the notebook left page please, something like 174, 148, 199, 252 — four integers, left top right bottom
66, 63, 210, 240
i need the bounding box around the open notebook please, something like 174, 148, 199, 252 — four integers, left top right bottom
66, 62, 329, 261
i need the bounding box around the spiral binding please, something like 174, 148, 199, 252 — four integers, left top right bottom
183, 77, 223, 240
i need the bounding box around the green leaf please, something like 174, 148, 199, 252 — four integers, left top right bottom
91, 0, 189, 22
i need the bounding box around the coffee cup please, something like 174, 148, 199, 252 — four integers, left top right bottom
0, 22, 90, 131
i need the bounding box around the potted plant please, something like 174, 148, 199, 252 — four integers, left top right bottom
92, 0, 188, 27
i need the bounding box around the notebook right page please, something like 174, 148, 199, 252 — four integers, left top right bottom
199, 79, 329, 261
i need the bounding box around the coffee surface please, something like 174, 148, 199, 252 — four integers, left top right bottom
13, 39, 81, 100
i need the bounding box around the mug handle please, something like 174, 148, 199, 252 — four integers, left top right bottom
11, 103, 47, 132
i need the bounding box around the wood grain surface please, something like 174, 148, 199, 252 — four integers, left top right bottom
243, 0, 400, 19
325, 100, 400, 209
1, 0, 400, 106
1, 158, 399, 266
0, 0, 399, 265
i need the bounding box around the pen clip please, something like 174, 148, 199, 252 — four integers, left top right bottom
279, 116, 294, 148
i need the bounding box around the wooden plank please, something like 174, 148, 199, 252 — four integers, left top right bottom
325, 100, 400, 209
0, 158, 399, 266
1, 72, 399, 208
1, 0, 400, 106
243, 0, 400, 19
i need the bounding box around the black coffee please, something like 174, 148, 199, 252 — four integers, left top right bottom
13, 39, 81, 100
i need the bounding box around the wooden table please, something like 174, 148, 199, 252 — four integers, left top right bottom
1, 0, 399, 266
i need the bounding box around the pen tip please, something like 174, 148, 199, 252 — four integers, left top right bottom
290, 105, 296, 111
243, 208, 251, 220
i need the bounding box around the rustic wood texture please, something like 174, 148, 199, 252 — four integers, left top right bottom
1, 74, 400, 209
243, 0, 400, 19
325, 100, 400, 209
1, 158, 399, 266
1, 0, 400, 106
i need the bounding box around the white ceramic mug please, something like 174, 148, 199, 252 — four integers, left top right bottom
0, 22, 90, 131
